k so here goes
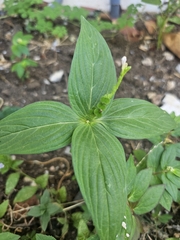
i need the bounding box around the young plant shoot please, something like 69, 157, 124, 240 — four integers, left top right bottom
0, 18, 175, 239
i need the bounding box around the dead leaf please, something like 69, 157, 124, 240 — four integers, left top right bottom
163, 32, 180, 59
120, 27, 144, 42
144, 20, 157, 35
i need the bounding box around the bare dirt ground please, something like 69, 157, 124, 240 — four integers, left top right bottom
0, 16, 180, 239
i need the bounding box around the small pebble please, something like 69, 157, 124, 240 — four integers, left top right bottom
149, 76, 156, 82
49, 70, 64, 83
115, 59, 121, 67
64, 146, 71, 156
167, 81, 176, 91
33, 55, 41, 61
23, 176, 32, 183
50, 166, 55, 172
141, 57, 153, 66
163, 51, 174, 61
147, 92, 163, 105
27, 80, 40, 90
44, 79, 50, 85
175, 63, 180, 74
161, 93, 180, 116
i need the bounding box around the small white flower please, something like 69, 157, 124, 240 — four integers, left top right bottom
121, 56, 127, 66
0, 163, 4, 169
126, 233, 130, 238
124, 215, 126, 219
122, 221, 127, 229
121, 56, 128, 70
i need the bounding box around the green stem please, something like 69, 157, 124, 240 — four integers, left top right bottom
93, 61, 131, 118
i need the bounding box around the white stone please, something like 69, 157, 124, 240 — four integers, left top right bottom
51, 38, 61, 51
163, 51, 174, 61
141, 57, 153, 67
33, 55, 41, 61
64, 146, 71, 156
44, 79, 50, 85
161, 93, 180, 116
175, 64, 180, 74
167, 81, 176, 91
49, 70, 64, 83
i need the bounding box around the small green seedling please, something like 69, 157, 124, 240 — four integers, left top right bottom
28, 189, 62, 231
142, 0, 180, 48
11, 31, 37, 80
0, 232, 56, 240
0, 18, 176, 239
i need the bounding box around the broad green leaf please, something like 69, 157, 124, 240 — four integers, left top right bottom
174, 143, 180, 157
36, 233, 56, 240
72, 124, 127, 240
171, 168, 180, 178
164, 25, 174, 33
40, 211, 50, 231
87, 235, 100, 240
35, 174, 49, 189
11, 63, 25, 78
161, 174, 178, 201
141, 0, 161, 5
166, 172, 180, 188
158, 214, 172, 224
169, 16, 180, 25
40, 189, 50, 205
77, 219, 90, 239
161, 145, 176, 169
57, 217, 69, 238
102, 98, 175, 139
11, 159, 24, 170
0, 106, 20, 120
159, 190, 172, 211
28, 205, 44, 217
47, 202, 62, 215
5, 172, 20, 194
0, 101, 79, 154
0, 200, 9, 218
57, 186, 67, 202
166, 238, 179, 240
133, 149, 146, 162
119, 205, 140, 240
146, 144, 163, 187
133, 185, 164, 215
68, 17, 116, 117
126, 155, 137, 195
177, 190, 180, 204
0, 232, 20, 240
128, 168, 152, 202
147, 144, 164, 170
14, 186, 38, 203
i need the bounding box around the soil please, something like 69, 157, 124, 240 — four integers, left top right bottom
0, 16, 180, 240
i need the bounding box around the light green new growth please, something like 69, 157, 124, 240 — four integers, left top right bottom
93, 56, 131, 117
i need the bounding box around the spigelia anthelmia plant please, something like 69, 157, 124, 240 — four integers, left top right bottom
0, 17, 176, 239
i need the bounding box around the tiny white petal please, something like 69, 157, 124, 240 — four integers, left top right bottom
122, 221, 127, 229
0, 163, 4, 169
126, 233, 130, 237
121, 56, 127, 65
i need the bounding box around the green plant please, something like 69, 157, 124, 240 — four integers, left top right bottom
0, 18, 176, 239
142, 0, 180, 48
89, 4, 142, 33
0, 232, 56, 240
4, 0, 88, 38
28, 189, 62, 231
11, 31, 37, 79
